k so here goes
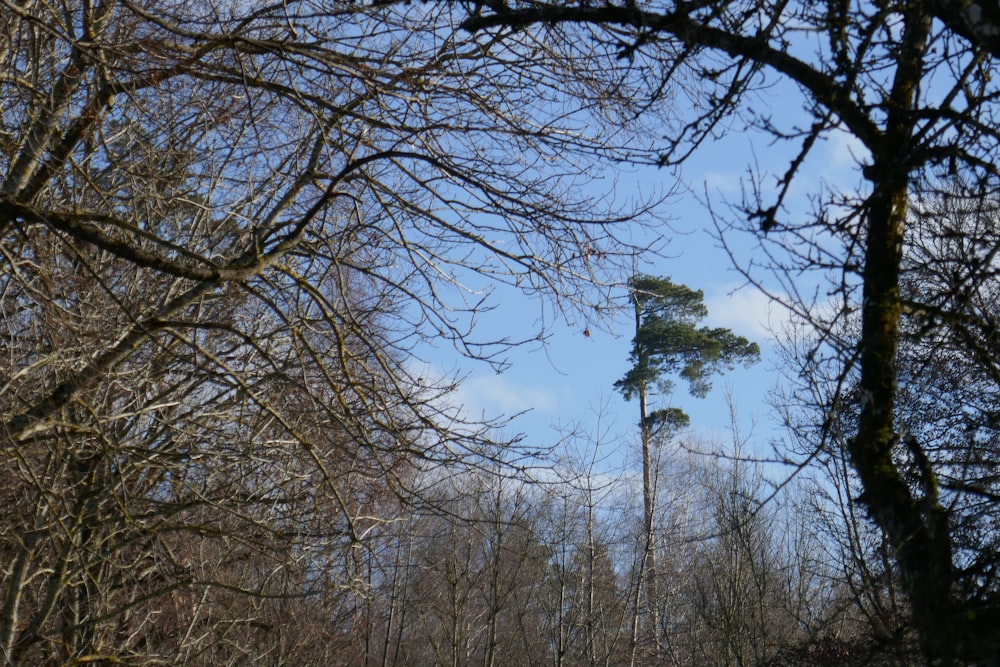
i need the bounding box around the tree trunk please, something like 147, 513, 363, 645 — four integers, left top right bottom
847, 8, 980, 664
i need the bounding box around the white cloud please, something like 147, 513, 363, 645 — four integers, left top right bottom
705, 287, 794, 342
702, 171, 742, 197
825, 127, 871, 170
450, 372, 559, 420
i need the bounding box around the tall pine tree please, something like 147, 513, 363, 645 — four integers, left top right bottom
617, 275, 759, 663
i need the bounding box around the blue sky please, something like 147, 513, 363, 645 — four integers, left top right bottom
420, 85, 871, 472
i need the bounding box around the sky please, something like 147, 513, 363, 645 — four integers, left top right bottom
421, 79, 872, 477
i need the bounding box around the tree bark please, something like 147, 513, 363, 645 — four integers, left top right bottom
846, 8, 984, 664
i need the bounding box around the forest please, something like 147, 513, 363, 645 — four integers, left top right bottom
1, 1, 999, 665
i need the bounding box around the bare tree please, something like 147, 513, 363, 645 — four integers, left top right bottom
387, 463, 553, 667
0, 2, 661, 663
541, 415, 632, 667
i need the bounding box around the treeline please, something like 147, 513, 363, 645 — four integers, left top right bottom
352, 447, 916, 667
116, 428, 913, 667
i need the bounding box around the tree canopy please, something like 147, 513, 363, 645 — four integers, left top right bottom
616, 275, 760, 407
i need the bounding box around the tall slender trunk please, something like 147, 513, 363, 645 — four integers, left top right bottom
628, 293, 660, 666
585, 498, 597, 666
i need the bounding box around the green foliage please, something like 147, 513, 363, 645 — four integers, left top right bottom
615, 275, 760, 405
645, 407, 690, 433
